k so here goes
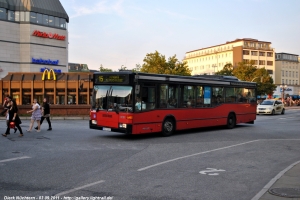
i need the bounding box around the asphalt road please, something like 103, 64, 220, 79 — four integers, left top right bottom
1, 109, 300, 200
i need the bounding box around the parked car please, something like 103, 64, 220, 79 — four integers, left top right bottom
257, 99, 285, 115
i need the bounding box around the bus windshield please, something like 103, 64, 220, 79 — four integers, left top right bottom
92, 85, 133, 112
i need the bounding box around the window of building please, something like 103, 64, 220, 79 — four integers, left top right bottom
292, 80, 295, 85
56, 95, 65, 105
43, 14, 48, 25
282, 79, 284, 84
0, 8, 6, 19
251, 51, 258, 56
20, 11, 25, 21
253, 60, 258, 65
25, 12, 29, 21
267, 52, 273, 57
37, 13, 43, 24
286, 79, 288, 83
289, 71, 291, 77
296, 80, 298, 85
286, 71, 288, 76
282, 70, 284, 77
8, 10, 14, 21
293, 71, 294, 77
15, 11, 20, 21
296, 72, 298, 77
259, 52, 265, 56
30, 12, 37, 23
267, 61, 273, 65
267, 70, 273, 75
243, 50, 249, 55
259, 60, 265, 65
60, 18, 66, 28
289, 80, 291, 85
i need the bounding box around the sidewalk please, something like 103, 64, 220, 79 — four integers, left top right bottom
255, 161, 300, 200
0, 116, 90, 121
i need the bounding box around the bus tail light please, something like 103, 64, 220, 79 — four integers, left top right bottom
126, 115, 133, 120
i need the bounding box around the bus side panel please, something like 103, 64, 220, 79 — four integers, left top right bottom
132, 123, 161, 134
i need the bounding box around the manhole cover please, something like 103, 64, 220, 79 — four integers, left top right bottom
269, 188, 300, 198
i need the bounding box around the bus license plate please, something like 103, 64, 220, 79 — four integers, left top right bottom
103, 127, 111, 131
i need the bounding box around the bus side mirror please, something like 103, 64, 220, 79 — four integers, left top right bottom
135, 85, 140, 94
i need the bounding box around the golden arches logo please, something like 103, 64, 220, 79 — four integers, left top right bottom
42, 69, 56, 81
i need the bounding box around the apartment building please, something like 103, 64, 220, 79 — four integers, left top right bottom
184, 38, 276, 82
275, 53, 299, 85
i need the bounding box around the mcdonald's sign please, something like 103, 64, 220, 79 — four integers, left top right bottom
42, 69, 56, 81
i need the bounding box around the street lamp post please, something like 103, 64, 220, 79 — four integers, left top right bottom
280, 84, 287, 103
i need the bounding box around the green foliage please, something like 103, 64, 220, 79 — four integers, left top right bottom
231, 61, 276, 96
233, 61, 257, 81
99, 64, 113, 72
253, 68, 277, 95
140, 51, 191, 76
215, 63, 234, 76
132, 64, 142, 72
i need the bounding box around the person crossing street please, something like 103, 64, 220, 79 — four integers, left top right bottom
35, 97, 52, 131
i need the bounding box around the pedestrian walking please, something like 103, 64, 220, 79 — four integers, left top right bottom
26, 99, 42, 132
1, 94, 10, 116
35, 97, 52, 131
2, 97, 23, 137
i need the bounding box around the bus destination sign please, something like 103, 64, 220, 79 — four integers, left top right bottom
95, 75, 128, 84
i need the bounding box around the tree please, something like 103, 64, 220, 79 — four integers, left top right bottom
232, 61, 257, 81
119, 65, 127, 71
232, 61, 276, 96
252, 68, 277, 96
99, 64, 112, 72
132, 63, 142, 72
140, 51, 191, 76
215, 63, 234, 76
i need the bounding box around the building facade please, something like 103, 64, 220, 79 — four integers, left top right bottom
0, 71, 93, 115
184, 38, 276, 82
0, 0, 69, 79
68, 63, 90, 72
274, 53, 299, 85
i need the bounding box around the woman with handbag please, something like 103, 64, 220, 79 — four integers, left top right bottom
2, 97, 23, 137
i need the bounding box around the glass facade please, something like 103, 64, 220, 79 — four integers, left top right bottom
0, 7, 67, 29
0, 8, 6, 19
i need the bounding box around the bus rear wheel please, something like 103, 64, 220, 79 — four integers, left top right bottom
162, 118, 175, 137
227, 113, 236, 129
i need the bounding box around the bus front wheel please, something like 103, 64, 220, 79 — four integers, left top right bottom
162, 118, 175, 137
227, 113, 236, 129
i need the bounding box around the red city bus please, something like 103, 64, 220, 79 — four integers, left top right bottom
90, 72, 257, 136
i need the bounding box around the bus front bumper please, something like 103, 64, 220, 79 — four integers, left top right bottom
89, 120, 132, 134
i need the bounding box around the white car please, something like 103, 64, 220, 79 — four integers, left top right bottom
257, 99, 285, 115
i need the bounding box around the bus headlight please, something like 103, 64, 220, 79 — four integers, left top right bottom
92, 120, 97, 124
119, 123, 127, 128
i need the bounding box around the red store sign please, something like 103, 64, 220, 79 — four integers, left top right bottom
32, 30, 66, 41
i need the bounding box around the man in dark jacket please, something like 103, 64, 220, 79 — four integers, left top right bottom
35, 97, 52, 131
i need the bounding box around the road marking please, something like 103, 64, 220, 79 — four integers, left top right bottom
251, 160, 300, 200
137, 140, 259, 171
199, 168, 226, 175
55, 180, 105, 196
0, 156, 30, 163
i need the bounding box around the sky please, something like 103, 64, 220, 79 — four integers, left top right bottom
60, 0, 300, 71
